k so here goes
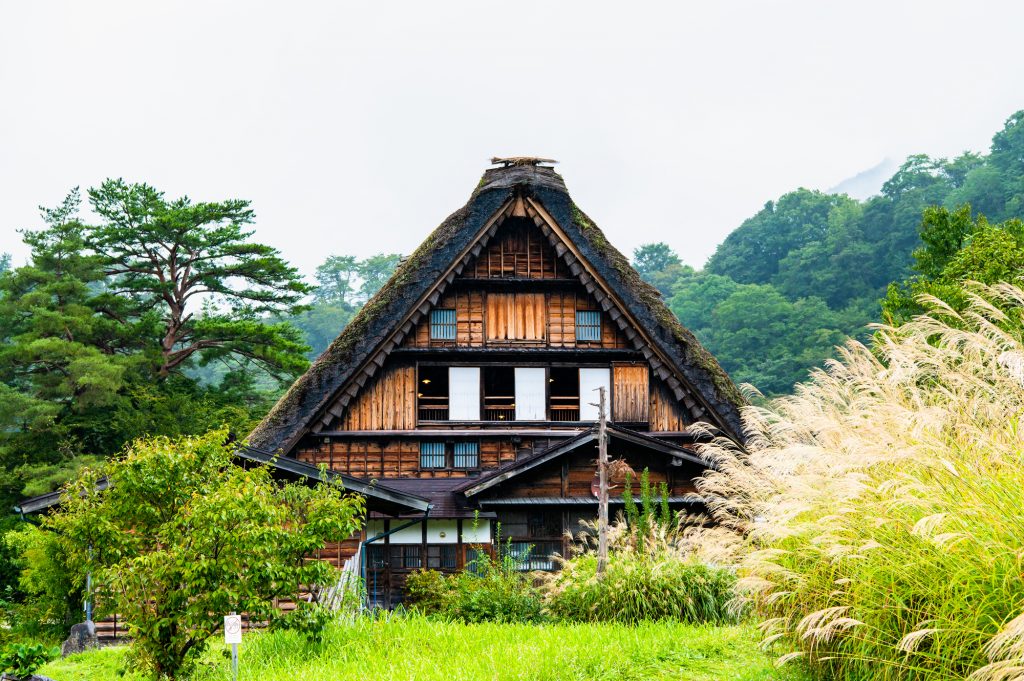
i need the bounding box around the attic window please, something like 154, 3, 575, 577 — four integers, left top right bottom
430, 309, 457, 340
420, 442, 446, 469
575, 310, 602, 342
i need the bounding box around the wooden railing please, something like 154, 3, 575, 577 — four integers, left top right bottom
484, 395, 515, 421
417, 396, 583, 422
549, 395, 580, 422
418, 397, 448, 421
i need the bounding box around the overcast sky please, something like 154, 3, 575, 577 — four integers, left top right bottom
2, 1, 1023, 277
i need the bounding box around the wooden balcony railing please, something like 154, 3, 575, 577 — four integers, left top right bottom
484, 395, 515, 421
418, 397, 448, 421
417, 397, 584, 422
549, 395, 580, 422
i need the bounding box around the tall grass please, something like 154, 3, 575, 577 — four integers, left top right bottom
695, 283, 1024, 680
40, 616, 805, 681
543, 520, 738, 624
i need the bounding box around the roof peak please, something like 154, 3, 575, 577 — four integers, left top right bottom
490, 156, 558, 168
477, 163, 566, 196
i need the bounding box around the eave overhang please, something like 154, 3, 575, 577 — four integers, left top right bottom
14, 447, 431, 518
459, 424, 712, 499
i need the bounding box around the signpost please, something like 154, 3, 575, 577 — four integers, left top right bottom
224, 613, 242, 681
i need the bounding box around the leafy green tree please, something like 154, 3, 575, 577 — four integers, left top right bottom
883, 205, 1024, 323
0, 183, 309, 505
87, 180, 311, 380
706, 189, 858, 286
289, 303, 357, 358
4, 522, 84, 639
288, 252, 402, 358
0, 191, 136, 501
42, 430, 364, 679
669, 275, 851, 395
633, 243, 689, 296
314, 255, 360, 306
357, 253, 401, 301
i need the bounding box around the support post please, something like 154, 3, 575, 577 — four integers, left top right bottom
597, 386, 609, 578
230, 610, 238, 681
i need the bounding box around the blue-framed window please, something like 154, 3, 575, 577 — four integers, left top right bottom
420, 442, 446, 468
575, 310, 602, 342
430, 309, 457, 340
453, 441, 479, 468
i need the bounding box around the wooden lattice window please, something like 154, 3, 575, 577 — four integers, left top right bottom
575, 310, 602, 342
419, 441, 446, 468
453, 441, 479, 468
426, 545, 458, 569
430, 308, 457, 340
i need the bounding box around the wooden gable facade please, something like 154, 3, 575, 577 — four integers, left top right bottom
248, 161, 745, 607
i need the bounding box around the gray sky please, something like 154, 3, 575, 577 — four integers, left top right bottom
2, 1, 1023, 277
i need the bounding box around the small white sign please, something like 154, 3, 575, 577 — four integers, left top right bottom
224, 615, 242, 644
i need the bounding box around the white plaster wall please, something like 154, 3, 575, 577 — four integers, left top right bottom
427, 519, 458, 543
461, 519, 492, 544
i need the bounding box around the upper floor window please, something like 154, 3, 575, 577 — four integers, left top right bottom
453, 441, 479, 468
430, 308, 457, 340
420, 441, 446, 468
575, 310, 602, 342
419, 440, 480, 470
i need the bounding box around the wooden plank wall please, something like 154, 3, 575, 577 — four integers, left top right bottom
469, 219, 564, 279
341, 364, 416, 430
612, 363, 650, 422
404, 289, 628, 349
296, 438, 518, 478
547, 292, 628, 349
649, 380, 690, 431
492, 450, 696, 498
408, 291, 485, 347
485, 293, 546, 342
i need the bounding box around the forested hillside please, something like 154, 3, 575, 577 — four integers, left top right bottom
631, 110, 1024, 395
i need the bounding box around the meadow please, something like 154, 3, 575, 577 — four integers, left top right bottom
38, 617, 806, 681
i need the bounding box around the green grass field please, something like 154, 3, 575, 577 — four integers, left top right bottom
39, 617, 807, 681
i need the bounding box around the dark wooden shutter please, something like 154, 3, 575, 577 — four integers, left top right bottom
612, 363, 649, 423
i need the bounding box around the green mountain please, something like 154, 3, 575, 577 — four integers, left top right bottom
640, 110, 1024, 396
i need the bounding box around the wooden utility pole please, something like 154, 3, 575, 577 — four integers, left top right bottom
597, 386, 609, 577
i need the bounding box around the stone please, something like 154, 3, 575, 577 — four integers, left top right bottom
60, 620, 98, 658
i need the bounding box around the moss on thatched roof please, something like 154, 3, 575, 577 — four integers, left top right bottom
249, 165, 745, 454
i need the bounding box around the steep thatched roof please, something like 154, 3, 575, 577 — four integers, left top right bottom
249, 164, 745, 454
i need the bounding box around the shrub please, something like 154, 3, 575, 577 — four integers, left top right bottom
271, 602, 336, 645
696, 282, 1024, 680
0, 642, 57, 679
542, 539, 737, 624
3, 524, 84, 642
621, 468, 674, 539
404, 549, 544, 623
404, 568, 448, 614
39, 430, 364, 680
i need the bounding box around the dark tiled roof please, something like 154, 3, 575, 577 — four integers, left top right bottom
456, 423, 708, 497
369, 477, 488, 519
